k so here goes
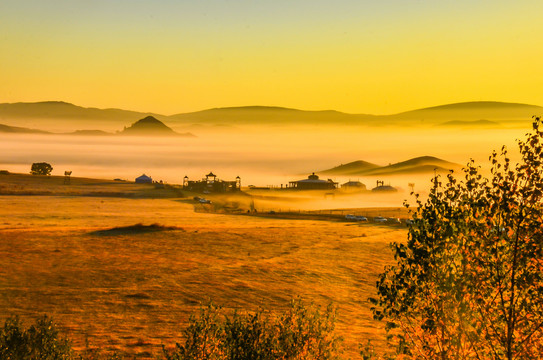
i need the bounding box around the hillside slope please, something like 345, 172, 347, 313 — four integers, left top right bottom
120, 116, 194, 137
322, 156, 462, 176
0, 123, 50, 134
321, 160, 380, 175
387, 101, 543, 123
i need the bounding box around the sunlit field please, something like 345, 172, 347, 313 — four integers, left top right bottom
0, 174, 411, 358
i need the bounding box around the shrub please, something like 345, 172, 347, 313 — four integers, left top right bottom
163, 299, 343, 360
0, 316, 72, 360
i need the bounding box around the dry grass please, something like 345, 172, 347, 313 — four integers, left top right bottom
0, 176, 407, 359
0, 173, 183, 198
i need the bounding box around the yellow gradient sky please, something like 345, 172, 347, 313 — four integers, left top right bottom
1, 0, 542, 115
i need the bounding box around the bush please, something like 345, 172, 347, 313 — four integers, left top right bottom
0, 316, 72, 360
30, 162, 53, 176
370, 117, 543, 359
163, 299, 343, 360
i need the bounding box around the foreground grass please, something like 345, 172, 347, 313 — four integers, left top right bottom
0, 195, 405, 358
1, 300, 343, 360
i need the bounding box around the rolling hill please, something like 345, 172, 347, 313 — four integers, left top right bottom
387, 101, 543, 123
321, 160, 380, 175
0, 101, 162, 121
0, 123, 50, 134
120, 116, 195, 137
0, 100, 541, 130
168, 106, 376, 125
321, 156, 462, 176
0, 101, 166, 132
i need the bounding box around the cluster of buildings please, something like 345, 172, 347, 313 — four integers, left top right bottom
183, 172, 241, 193
134, 171, 396, 193
288, 173, 396, 192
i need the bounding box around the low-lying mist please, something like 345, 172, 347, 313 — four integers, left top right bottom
0, 124, 526, 203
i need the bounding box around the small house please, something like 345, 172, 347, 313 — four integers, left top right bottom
289, 173, 338, 190
372, 180, 397, 192
135, 174, 153, 184
341, 180, 366, 191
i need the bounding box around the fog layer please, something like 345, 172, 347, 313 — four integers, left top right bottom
0, 125, 526, 192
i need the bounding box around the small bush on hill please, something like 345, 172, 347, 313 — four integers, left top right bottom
30, 162, 53, 176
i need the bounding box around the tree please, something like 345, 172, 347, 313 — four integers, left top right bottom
370, 117, 543, 359
30, 162, 53, 176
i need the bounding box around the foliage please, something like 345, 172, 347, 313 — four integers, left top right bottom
0, 316, 72, 360
163, 299, 343, 360
30, 162, 53, 176
370, 117, 543, 359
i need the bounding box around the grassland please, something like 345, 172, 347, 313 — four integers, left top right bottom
0, 173, 407, 358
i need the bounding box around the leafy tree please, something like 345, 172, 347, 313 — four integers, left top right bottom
370, 117, 543, 359
0, 315, 72, 360
30, 162, 53, 176
163, 299, 342, 360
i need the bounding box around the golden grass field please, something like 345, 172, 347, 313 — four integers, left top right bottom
0, 173, 408, 359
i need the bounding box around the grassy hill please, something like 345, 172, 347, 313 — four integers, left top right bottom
322, 156, 462, 176
321, 160, 380, 175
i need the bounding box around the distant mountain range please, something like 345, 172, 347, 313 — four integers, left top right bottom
0, 115, 194, 137
321, 156, 462, 176
0, 101, 541, 131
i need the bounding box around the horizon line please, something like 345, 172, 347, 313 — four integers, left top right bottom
2, 99, 542, 117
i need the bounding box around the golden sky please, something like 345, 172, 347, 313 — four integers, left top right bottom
1, 0, 542, 115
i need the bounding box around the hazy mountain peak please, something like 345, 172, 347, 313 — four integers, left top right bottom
136, 115, 166, 124
121, 116, 175, 134
120, 116, 195, 137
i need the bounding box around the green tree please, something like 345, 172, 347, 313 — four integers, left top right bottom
370, 117, 543, 359
30, 162, 53, 176
163, 299, 342, 360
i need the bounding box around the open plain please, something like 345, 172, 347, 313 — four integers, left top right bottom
0, 174, 407, 358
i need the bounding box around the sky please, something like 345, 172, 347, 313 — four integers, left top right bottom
1, 0, 542, 115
